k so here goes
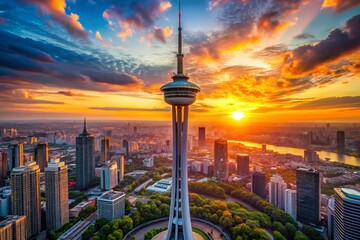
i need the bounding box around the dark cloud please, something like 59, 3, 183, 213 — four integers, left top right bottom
293, 33, 316, 40
292, 96, 360, 109
255, 44, 288, 58
89, 107, 170, 112
283, 14, 360, 75
57, 91, 89, 97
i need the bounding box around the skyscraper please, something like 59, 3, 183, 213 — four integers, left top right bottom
160, 4, 200, 239
11, 161, 41, 238
98, 191, 125, 221
269, 174, 287, 209
112, 155, 124, 182
34, 142, 48, 172
0, 151, 8, 185
8, 143, 23, 171
336, 131, 345, 154
198, 127, 205, 147
236, 154, 249, 176
214, 139, 228, 179
296, 168, 321, 225
0, 215, 27, 240
304, 149, 319, 162
45, 158, 69, 231
327, 196, 334, 240
100, 161, 118, 191
100, 137, 110, 162
122, 140, 129, 157
251, 171, 267, 199
333, 188, 360, 240
76, 119, 95, 189
285, 189, 296, 220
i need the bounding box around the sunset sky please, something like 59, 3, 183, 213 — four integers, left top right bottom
0, 0, 360, 123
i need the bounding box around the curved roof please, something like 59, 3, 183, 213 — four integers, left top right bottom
161, 80, 200, 92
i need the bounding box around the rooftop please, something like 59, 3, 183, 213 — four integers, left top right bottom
0, 215, 26, 227
99, 191, 125, 201
341, 188, 360, 200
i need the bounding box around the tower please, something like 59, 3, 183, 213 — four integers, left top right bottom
8, 143, 23, 172
214, 139, 228, 179
336, 131, 345, 154
198, 127, 205, 147
251, 171, 267, 199
11, 161, 41, 238
236, 154, 249, 176
269, 174, 287, 209
285, 189, 296, 220
100, 161, 118, 191
45, 158, 69, 231
100, 137, 110, 162
34, 142, 48, 172
296, 168, 321, 225
160, 1, 200, 239
76, 118, 95, 189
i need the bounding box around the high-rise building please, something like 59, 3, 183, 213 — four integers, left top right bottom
101, 161, 118, 191
285, 189, 296, 220
0, 151, 8, 185
198, 127, 205, 147
296, 168, 321, 225
333, 188, 360, 240
214, 139, 228, 179
0, 190, 11, 217
0, 215, 27, 240
203, 159, 210, 175
11, 162, 41, 238
112, 155, 124, 182
336, 131, 345, 154
45, 158, 69, 231
236, 154, 249, 176
98, 191, 125, 221
269, 174, 287, 209
251, 171, 267, 199
122, 140, 129, 157
76, 119, 95, 189
8, 143, 23, 171
304, 149, 319, 162
327, 196, 334, 240
34, 142, 48, 172
159, 5, 200, 239
100, 137, 110, 162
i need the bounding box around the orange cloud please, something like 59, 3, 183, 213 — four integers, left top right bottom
117, 29, 134, 42
322, 0, 360, 12
147, 26, 173, 43
21, 0, 88, 39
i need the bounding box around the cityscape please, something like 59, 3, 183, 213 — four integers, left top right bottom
1, 0, 360, 240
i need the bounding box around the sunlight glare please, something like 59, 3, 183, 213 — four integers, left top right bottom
232, 111, 244, 120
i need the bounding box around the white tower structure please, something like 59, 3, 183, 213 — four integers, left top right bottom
269, 174, 287, 209
160, 1, 200, 239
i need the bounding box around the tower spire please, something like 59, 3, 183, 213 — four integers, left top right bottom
83, 117, 88, 135
176, 0, 184, 75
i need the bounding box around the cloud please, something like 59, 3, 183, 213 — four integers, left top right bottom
322, 0, 360, 13
292, 96, 360, 109
148, 26, 173, 43
57, 91, 89, 97
103, 0, 171, 42
0, 90, 64, 105
89, 107, 170, 112
283, 14, 360, 75
293, 33, 316, 40
19, 0, 88, 39
95, 31, 124, 49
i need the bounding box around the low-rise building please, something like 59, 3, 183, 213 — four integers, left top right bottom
98, 191, 126, 221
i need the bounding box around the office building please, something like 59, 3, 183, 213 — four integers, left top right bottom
198, 127, 205, 147
296, 168, 321, 225
143, 157, 154, 167
123, 140, 129, 156
11, 162, 41, 238
203, 159, 210, 175
251, 171, 267, 199
76, 119, 95, 189
0, 215, 27, 240
304, 149, 319, 162
285, 189, 296, 220
336, 131, 345, 154
45, 158, 69, 231
100, 137, 110, 162
214, 139, 228, 179
0, 190, 11, 217
269, 174, 287, 209
333, 188, 360, 240
34, 142, 48, 172
98, 191, 126, 221
191, 161, 202, 172
112, 155, 124, 182
0, 151, 8, 184
236, 154, 249, 176
8, 143, 23, 171
146, 178, 172, 193
159, 6, 200, 239
328, 196, 334, 240
101, 161, 118, 191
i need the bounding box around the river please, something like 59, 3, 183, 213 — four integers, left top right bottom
228, 140, 360, 167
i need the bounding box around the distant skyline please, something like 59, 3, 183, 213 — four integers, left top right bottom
0, 0, 360, 122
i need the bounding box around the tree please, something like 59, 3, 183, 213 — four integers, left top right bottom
252, 228, 271, 240
285, 223, 297, 240
82, 225, 95, 240
113, 230, 124, 240
272, 221, 288, 239
209, 213, 218, 224
294, 231, 309, 240
273, 230, 286, 240
95, 218, 108, 231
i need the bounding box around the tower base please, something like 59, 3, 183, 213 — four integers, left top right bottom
152, 230, 204, 240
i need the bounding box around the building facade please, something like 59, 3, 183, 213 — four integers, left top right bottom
0, 151, 8, 185
98, 191, 125, 221
236, 154, 249, 176
269, 174, 287, 209
0, 215, 27, 240
251, 171, 267, 199
333, 188, 360, 240
8, 143, 23, 172
285, 189, 296, 220
11, 162, 41, 238
198, 127, 205, 147
214, 139, 228, 179
100, 161, 118, 191
76, 119, 95, 189
45, 158, 69, 231
336, 131, 345, 154
296, 168, 321, 225
100, 137, 110, 162
34, 142, 48, 172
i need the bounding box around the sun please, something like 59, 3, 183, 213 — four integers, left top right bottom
232, 111, 244, 120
